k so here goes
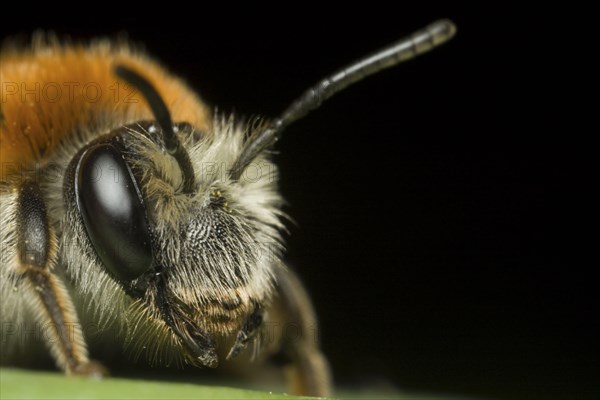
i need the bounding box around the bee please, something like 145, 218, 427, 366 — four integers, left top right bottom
0, 20, 455, 396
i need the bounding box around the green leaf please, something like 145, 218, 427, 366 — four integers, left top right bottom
0, 368, 319, 400
1, 368, 474, 400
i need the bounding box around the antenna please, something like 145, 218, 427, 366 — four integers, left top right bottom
115, 65, 196, 193
230, 19, 457, 180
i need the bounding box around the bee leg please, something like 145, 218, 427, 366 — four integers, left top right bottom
271, 266, 333, 397
226, 305, 262, 360
16, 180, 106, 376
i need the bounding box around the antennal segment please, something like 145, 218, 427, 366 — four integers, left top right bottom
231, 19, 456, 180
115, 65, 196, 193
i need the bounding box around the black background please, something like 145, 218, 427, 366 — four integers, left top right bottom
1, 4, 595, 400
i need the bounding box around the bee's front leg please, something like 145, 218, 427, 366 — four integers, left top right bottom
269, 266, 332, 397
13, 180, 105, 376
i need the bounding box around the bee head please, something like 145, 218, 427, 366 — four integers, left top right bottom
60, 19, 456, 367
63, 66, 283, 367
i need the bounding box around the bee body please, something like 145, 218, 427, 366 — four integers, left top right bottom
1, 41, 293, 383
1, 20, 456, 397
0, 42, 210, 166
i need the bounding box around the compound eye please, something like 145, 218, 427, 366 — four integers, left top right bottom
75, 143, 153, 282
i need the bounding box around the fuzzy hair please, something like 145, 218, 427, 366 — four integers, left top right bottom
1, 40, 286, 366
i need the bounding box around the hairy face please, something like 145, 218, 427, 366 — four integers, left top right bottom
58, 116, 285, 366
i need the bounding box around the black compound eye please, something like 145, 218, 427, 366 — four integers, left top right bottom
75, 143, 153, 282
